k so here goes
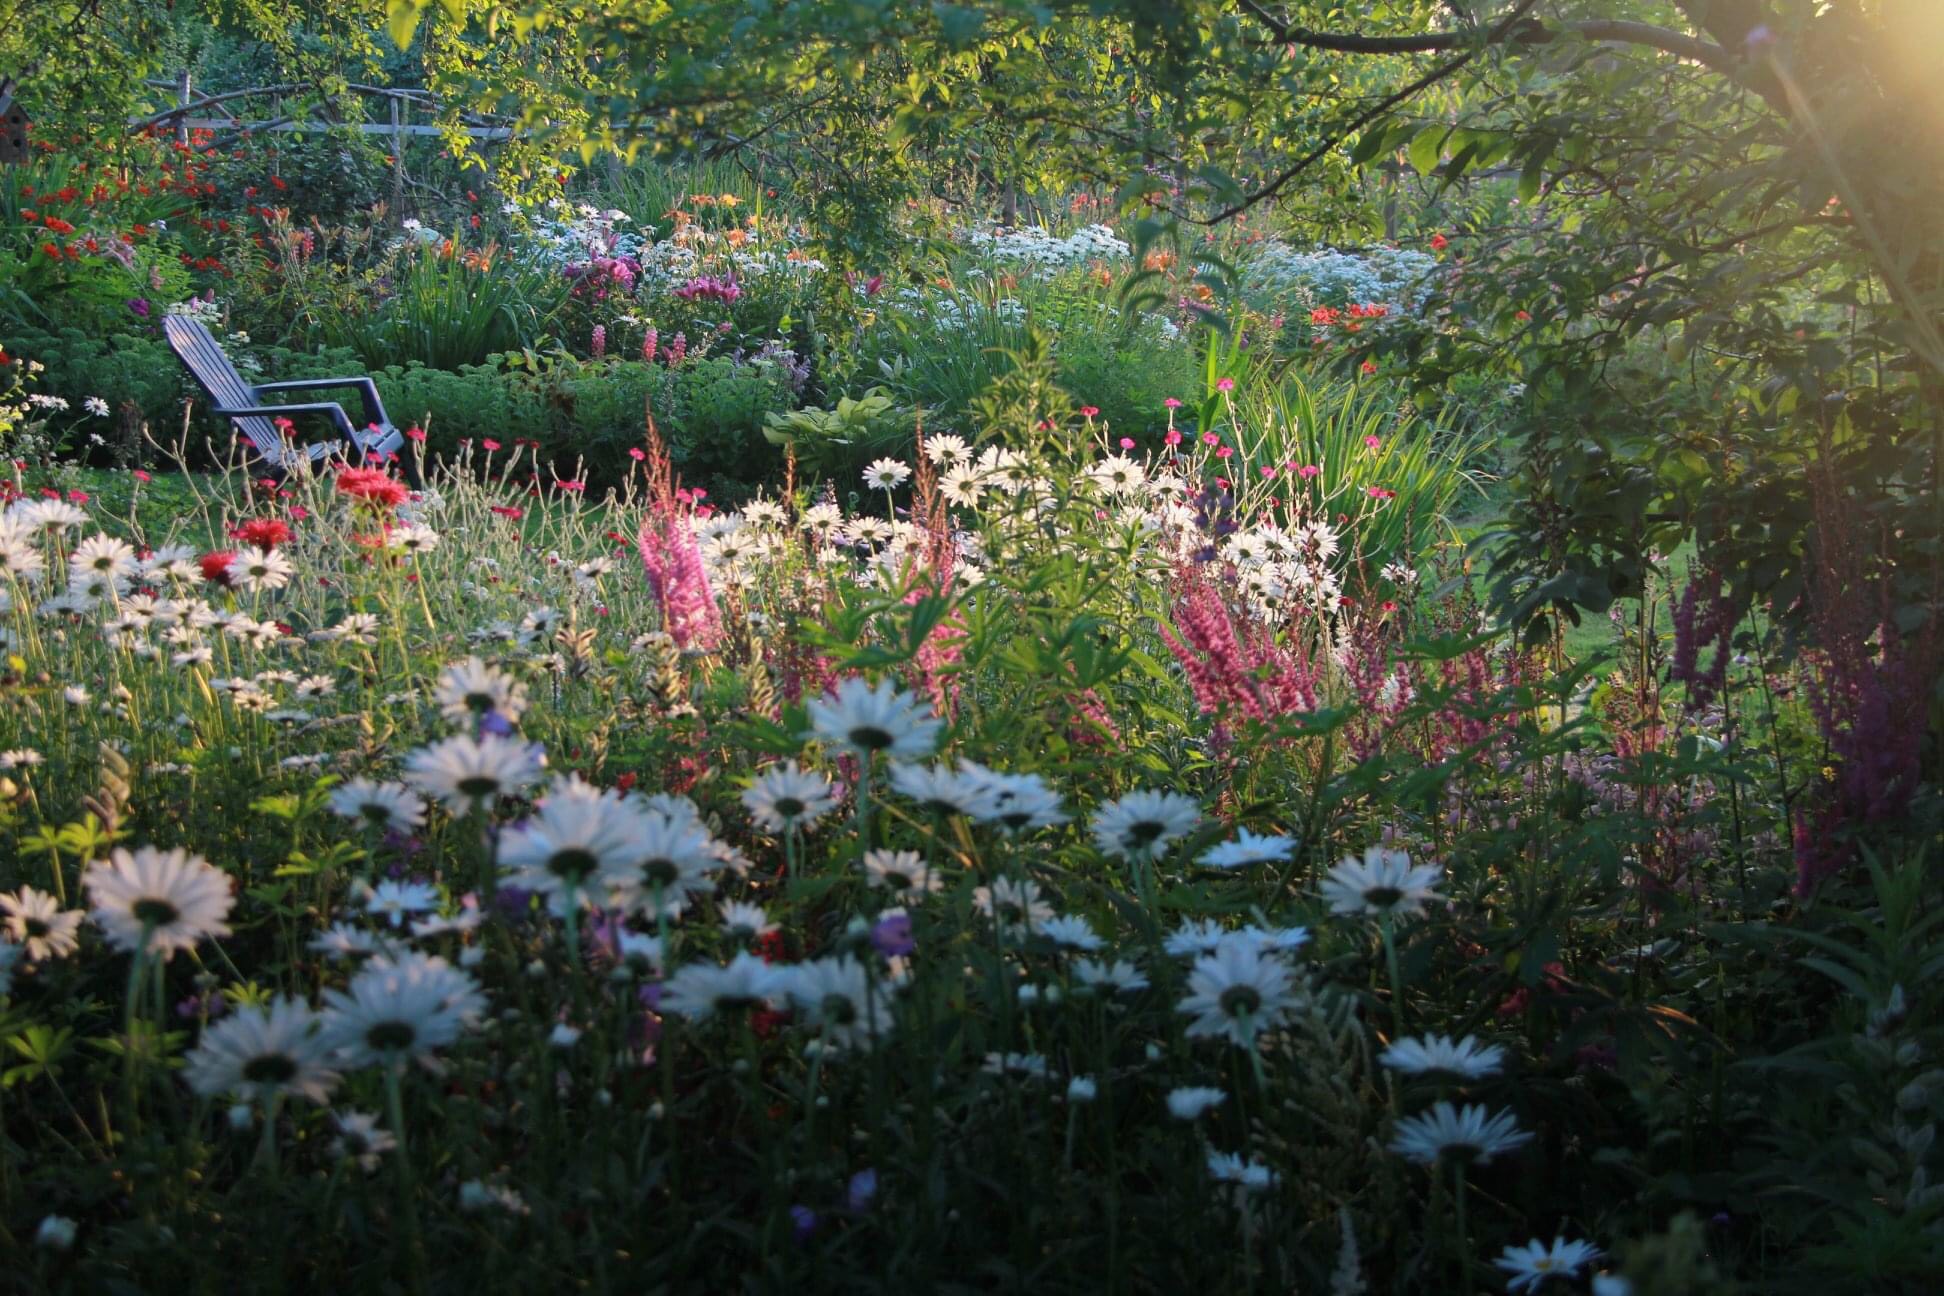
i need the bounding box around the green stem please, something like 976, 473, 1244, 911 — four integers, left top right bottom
1379, 912, 1406, 1042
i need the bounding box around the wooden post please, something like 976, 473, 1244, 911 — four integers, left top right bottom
390, 95, 405, 217
175, 70, 191, 145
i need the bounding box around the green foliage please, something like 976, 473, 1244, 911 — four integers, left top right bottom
310, 242, 567, 371
761, 388, 915, 484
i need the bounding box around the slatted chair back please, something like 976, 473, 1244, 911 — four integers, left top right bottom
163, 315, 286, 465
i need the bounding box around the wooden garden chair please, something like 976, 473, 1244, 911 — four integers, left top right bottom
164, 315, 410, 480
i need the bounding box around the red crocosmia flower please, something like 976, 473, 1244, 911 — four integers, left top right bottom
1360, 359, 1378, 375
235, 517, 293, 550
1381, 600, 1399, 613
1515, 309, 1532, 322
613, 772, 638, 792
1430, 232, 1449, 251
199, 551, 237, 586
335, 466, 409, 510
43, 217, 75, 236
1079, 405, 1100, 418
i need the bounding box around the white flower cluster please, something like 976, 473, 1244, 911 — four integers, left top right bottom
1242, 243, 1438, 313
956, 223, 1130, 272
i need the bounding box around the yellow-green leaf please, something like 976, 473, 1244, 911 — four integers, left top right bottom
387, 0, 424, 50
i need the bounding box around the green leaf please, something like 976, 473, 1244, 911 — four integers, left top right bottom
387, 0, 425, 51
1408, 126, 1445, 177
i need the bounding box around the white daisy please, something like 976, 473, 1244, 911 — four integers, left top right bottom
432, 656, 528, 727
972, 875, 1054, 937
861, 848, 945, 898
1198, 828, 1296, 871
1319, 845, 1445, 920
862, 458, 912, 491
1205, 1148, 1279, 1192
1389, 1101, 1532, 1166
0, 886, 82, 961
320, 952, 487, 1072
1073, 958, 1149, 994
1177, 941, 1303, 1049
658, 951, 787, 1021
1036, 914, 1104, 951
499, 779, 653, 915
1090, 789, 1200, 862
83, 846, 235, 961
402, 733, 544, 812
1494, 1237, 1604, 1292
330, 1109, 396, 1171
808, 677, 942, 759
741, 760, 838, 832
783, 955, 893, 1052
1380, 1033, 1507, 1081
182, 996, 339, 1105
361, 880, 442, 928
1165, 1086, 1227, 1120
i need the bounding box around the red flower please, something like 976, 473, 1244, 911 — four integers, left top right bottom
1430, 232, 1449, 251
336, 466, 409, 510
199, 551, 237, 586
1078, 405, 1100, 418
42, 217, 75, 236
404, 425, 425, 442
234, 517, 293, 550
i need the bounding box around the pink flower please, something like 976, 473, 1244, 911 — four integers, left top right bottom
1298, 464, 1320, 479
1163, 398, 1183, 409
1214, 446, 1232, 460
1201, 432, 1220, 446
405, 425, 425, 442
1118, 437, 1135, 450
628, 448, 646, 462
1259, 465, 1276, 478
483, 439, 502, 452
1215, 377, 1235, 393
1164, 429, 1183, 447
132, 469, 151, 482
1079, 405, 1099, 418
1363, 435, 1380, 450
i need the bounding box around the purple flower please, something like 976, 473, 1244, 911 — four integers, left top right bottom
789, 1205, 818, 1243
127, 298, 151, 319
846, 1168, 879, 1212
870, 912, 914, 958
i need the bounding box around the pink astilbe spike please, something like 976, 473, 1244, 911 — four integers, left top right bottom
635, 417, 723, 653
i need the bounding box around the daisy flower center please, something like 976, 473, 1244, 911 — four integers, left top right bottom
1220, 986, 1262, 1017
772, 796, 806, 817
846, 725, 894, 751
367, 1020, 419, 1052
456, 774, 502, 798
243, 1053, 299, 1085
132, 897, 181, 927
821, 994, 858, 1025
1362, 885, 1403, 908
549, 848, 599, 881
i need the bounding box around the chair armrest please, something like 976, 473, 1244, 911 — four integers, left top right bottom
213, 400, 360, 441
252, 377, 391, 430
